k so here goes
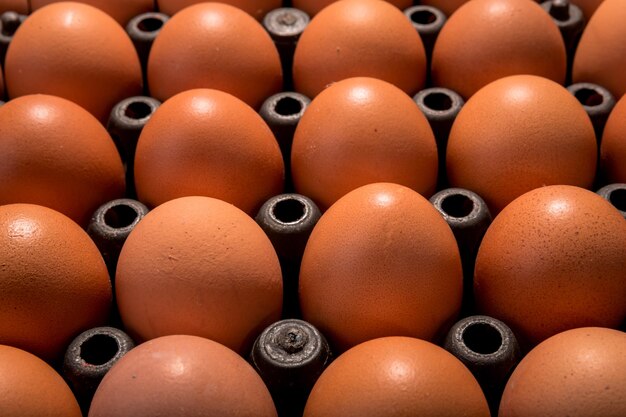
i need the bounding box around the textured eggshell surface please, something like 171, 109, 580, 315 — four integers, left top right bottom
0, 94, 125, 226
292, 0, 412, 16
573, 0, 626, 100
4, 2, 143, 123
30, 0, 154, 25
499, 327, 626, 417
303, 337, 490, 417
89, 335, 278, 417
601, 94, 626, 183
431, 0, 566, 99
134, 88, 284, 215
156, 0, 281, 20
147, 2, 282, 109
474, 186, 626, 348
0, 0, 28, 13
0, 204, 112, 361
446, 75, 597, 214
0, 345, 82, 417
292, 0, 426, 98
115, 196, 283, 354
299, 183, 463, 352
291, 77, 438, 210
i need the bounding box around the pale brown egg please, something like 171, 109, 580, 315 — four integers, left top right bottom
420, 0, 469, 16
4, 2, 142, 123
0, 345, 81, 416
30, 0, 154, 25
431, 0, 566, 99
134, 88, 284, 215
116, 196, 283, 354
0, 94, 125, 226
292, 0, 412, 16
299, 183, 462, 352
147, 2, 282, 109
474, 185, 626, 348
303, 337, 490, 417
446, 75, 596, 214
572, 0, 605, 19
500, 327, 626, 417
156, 0, 281, 20
601, 94, 626, 183
0, 0, 28, 13
89, 335, 277, 417
0, 204, 112, 361
573, 0, 626, 99
292, 0, 426, 98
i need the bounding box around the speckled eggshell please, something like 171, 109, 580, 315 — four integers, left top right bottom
601, 94, 626, 183
431, 0, 566, 99
292, 0, 426, 98
0, 94, 125, 227
89, 335, 278, 417
474, 186, 626, 348
573, 0, 626, 99
499, 327, 626, 417
292, 0, 412, 16
147, 3, 282, 109
572, 0, 605, 19
134, 88, 284, 215
291, 77, 437, 210
303, 337, 490, 417
446, 75, 597, 214
299, 183, 463, 352
0, 0, 28, 13
156, 0, 281, 20
4, 2, 143, 123
420, 0, 469, 16
0, 204, 112, 361
31, 0, 154, 25
0, 345, 81, 416
115, 196, 283, 354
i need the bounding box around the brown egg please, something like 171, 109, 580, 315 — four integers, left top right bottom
304, 337, 490, 417
89, 335, 277, 417
134, 88, 284, 215
420, 0, 469, 16
31, 0, 154, 25
0, 94, 125, 226
601, 94, 626, 183
156, 0, 281, 20
292, 0, 412, 16
291, 77, 437, 210
0, 204, 112, 361
147, 3, 282, 109
0, 0, 28, 13
431, 0, 566, 99
0, 345, 81, 416
299, 183, 462, 352
499, 327, 626, 417
446, 75, 597, 214
474, 185, 626, 348
292, 0, 426, 98
0, 65, 4, 98
4, 2, 142, 123
572, 0, 605, 19
116, 196, 283, 354
573, 0, 626, 99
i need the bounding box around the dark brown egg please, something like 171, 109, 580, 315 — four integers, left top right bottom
500, 327, 626, 417
0, 0, 28, 13
4, 2, 143, 123
292, 0, 412, 16
420, 0, 469, 16
147, 2, 282, 109
573, 0, 626, 99
303, 337, 490, 417
431, 0, 566, 98
299, 183, 462, 352
0, 345, 81, 416
0, 94, 125, 226
31, 0, 154, 25
446, 75, 596, 214
157, 0, 281, 20
292, 0, 426, 98
0, 204, 112, 361
601, 94, 626, 183
474, 185, 626, 348
89, 335, 277, 417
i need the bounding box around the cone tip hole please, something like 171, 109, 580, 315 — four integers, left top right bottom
272, 198, 306, 224
441, 193, 475, 218
80, 334, 120, 366
410, 9, 437, 25
104, 203, 139, 229
609, 188, 626, 212
462, 322, 503, 355
275, 96, 304, 117
574, 88, 604, 107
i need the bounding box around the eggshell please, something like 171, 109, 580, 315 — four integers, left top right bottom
499, 327, 626, 417
0, 65, 4, 98
0, 204, 112, 361
303, 337, 490, 417
115, 196, 283, 354
156, 0, 281, 20
0, 344, 81, 416
292, 0, 412, 16
446, 75, 597, 214
600, 94, 626, 183
0, 0, 28, 13
431, 0, 566, 99
0, 94, 125, 226
299, 183, 462, 352
89, 335, 277, 417
474, 185, 626, 348
572, 0, 605, 19
420, 0, 469, 16
147, 3, 282, 109
30, 0, 154, 25
573, 0, 626, 100
4, 2, 142, 123
292, 0, 426, 98
134, 88, 284, 215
